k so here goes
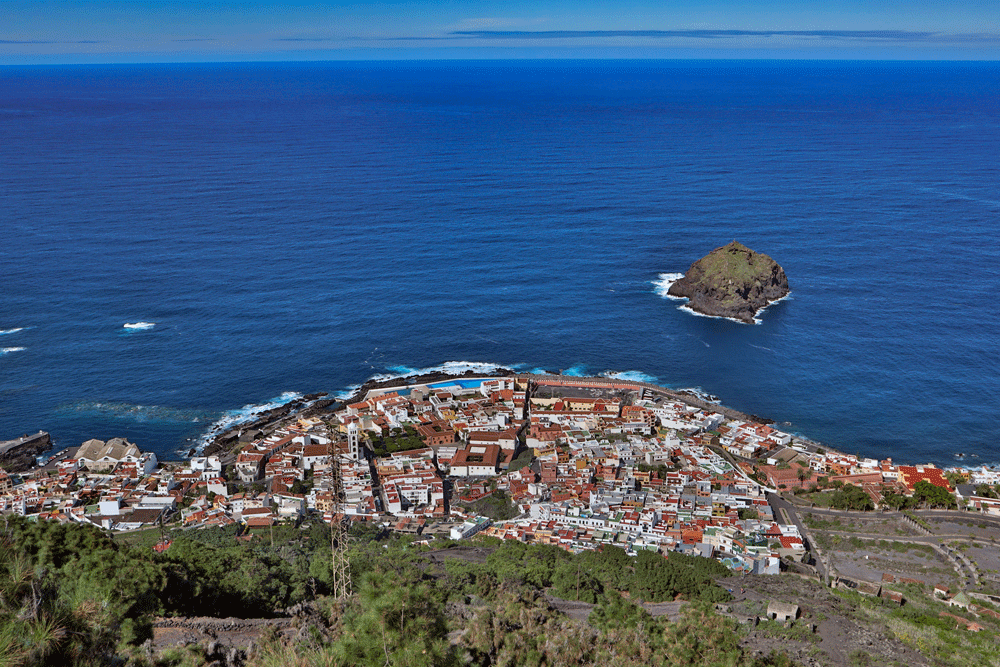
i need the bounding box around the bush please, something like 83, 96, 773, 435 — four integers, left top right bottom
628, 550, 732, 603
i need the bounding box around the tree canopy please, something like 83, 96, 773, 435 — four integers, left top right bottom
828, 484, 874, 511
0, 517, 803, 667
912, 480, 956, 509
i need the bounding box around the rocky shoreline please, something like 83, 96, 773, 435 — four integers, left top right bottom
343, 366, 518, 404
197, 394, 335, 458
195, 369, 521, 458
0, 431, 52, 472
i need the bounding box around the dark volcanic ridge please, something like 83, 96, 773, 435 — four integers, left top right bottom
666, 241, 790, 324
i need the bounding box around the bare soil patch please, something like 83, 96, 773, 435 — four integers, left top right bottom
545, 595, 686, 624
151, 616, 294, 654
719, 574, 933, 667
422, 545, 494, 565
928, 517, 1000, 541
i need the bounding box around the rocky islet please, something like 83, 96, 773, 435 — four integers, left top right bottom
668, 241, 790, 324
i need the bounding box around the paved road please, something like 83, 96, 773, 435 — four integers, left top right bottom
768, 492, 827, 581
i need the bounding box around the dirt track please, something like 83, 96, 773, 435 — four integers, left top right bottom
151, 616, 294, 653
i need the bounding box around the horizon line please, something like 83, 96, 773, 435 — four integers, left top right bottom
3, 55, 1000, 67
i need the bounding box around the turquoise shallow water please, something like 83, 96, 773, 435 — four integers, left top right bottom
1, 61, 998, 465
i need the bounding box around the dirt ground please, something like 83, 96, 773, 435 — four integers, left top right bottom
545, 594, 686, 623
802, 513, 920, 538
927, 516, 1000, 541
805, 511, 1000, 597
720, 574, 933, 667
823, 539, 955, 587
150, 616, 295, 654
962, 544, 1000, 578
422, 545, 494, 565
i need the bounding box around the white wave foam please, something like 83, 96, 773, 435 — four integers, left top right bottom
676, 293, 792, 325
124, 321, 156, 330
651, 273, 687, 300
677, 387, 722, 404
188, 391, 304, 454
335, 384, 362, 400
336, 361, 512, 402
560, 364, 588, 377
750, 292, 793, 324
371, 365, 419, 381
676, 305, 728, 323
229, 392, 303, 418
369, 361, 508, 384
0, 328, 25, 336
655, 270, 790, 325
600, 370, 658, 383
1, 347, 26, 355
677, 304, 757, 326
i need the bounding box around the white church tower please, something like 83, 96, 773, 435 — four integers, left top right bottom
347, 422, 360, 461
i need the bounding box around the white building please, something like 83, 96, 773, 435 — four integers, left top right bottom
450, 516, 492, 540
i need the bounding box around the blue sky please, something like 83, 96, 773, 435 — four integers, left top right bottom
2, 0, 999, 63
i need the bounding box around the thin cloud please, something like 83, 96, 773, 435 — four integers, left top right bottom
0, 39, 107, 44
448, 29, 943, 41
173, 38, 217, 43
391, 36, 468, 41
933, 32, 1000, 43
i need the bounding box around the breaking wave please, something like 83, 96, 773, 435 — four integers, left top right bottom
651, 273, 686, 300
369, 361, 509, 384
188, 391, 304, 454
654, 273, 789, 325
123, 322, 156, 331
0, 328, 25, 336
0, 347, 26, 355
676, 387, 722, 404
600, 370, 658, 383
335, 384, 363, 400
750, 292, 793, 324
676, 305, 733, 322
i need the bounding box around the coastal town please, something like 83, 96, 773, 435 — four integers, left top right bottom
3, 373, 1000, 584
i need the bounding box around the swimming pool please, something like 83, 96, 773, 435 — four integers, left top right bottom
427, 379, 489, 389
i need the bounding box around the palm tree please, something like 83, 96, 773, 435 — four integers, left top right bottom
796, 466, 810, 485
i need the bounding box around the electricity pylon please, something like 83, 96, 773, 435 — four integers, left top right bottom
326, 429, 353, 600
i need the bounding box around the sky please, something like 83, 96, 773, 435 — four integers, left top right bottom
2, 0, 999, 63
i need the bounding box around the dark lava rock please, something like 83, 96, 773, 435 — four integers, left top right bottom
668, 241, 789, 324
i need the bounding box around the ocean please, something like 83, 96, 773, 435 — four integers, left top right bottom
1, 60, 998, 465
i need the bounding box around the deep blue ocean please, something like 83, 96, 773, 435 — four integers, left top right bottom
2, 60, 998, 465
